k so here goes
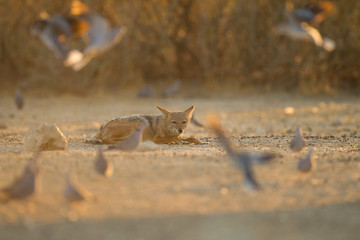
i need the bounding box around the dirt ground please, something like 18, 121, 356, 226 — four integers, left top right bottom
0, 92, 359, 240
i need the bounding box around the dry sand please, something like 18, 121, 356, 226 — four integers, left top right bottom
0, 93, 359, 240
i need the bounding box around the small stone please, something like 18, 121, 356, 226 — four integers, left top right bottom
23, 123, 68, 151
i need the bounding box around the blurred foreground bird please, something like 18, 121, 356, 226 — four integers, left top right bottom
94, 146, 113, 177
1, 152, 41, 200
31, 0, 127, 71
137, 85, 155, 98
297, 149, 315, 173
64, 172, 92, 203
107, 123, 146, 151
290, 127, 306, 152
14, 87, 24, 110
274, 1, 336, 51
207, 114, 275, 191
163, 79, 181, 98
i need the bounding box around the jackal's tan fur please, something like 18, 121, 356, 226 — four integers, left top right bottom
90, 105, 202, 145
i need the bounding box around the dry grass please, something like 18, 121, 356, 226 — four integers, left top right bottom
1, 0, 360, 93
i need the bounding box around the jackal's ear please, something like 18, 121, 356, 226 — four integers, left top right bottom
185, 105, 195, 116
157, 106, 170, 117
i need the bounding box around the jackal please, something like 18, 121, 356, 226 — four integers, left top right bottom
89, 105, 202, 145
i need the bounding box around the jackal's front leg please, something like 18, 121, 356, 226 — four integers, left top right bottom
180, 137, 203, 145
153, 135, 183, 144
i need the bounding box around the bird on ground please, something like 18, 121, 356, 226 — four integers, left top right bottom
274, 1, 336, 51
162, 79, 181, 98
94, 146, 113, 177
207, 114, 275, 191
290, 127, 306, 153
297, 149, 315, 173
107, 123, 146, 152
64, 172, 92, 203
1, 152, 41, 200
137, 85, 155, 98
68, 0, 127, 71
14, 87, 24, 110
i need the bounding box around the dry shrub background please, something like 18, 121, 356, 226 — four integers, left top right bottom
0, 0, 360, 94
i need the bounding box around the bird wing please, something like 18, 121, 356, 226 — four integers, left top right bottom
301, 23, 323, 47
70, 1, 109, 43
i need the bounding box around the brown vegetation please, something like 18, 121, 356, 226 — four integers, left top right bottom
1, 0, 359, 93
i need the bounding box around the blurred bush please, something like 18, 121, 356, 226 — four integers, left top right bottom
0, 0, 359, 94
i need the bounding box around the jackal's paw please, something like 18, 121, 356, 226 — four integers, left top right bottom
181, 137, 203, 145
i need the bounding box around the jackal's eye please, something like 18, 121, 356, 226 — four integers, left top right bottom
182, 120, 187, 124
171, 121, 177, 124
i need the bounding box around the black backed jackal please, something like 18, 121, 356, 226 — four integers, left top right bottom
89, 105, 202, 145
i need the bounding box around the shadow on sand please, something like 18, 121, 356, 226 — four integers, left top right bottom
1, 202, 359, 240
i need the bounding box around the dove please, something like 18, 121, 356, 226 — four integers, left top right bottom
207, 114, 275, 191
107, 123, 146, 151
297, 149, 315, 173
137, 85, 155, 98
94, 146, 113, 177
31, 13, 84, 66
1, 152, 40, 200
31, 1, 127, 70
274, 2, 336, 51
14, 87, 24, 110
162, 79, 181, 98
64, 172, 92, 203
232, 151, 275, 191
68, 0, 127, 71
290, 127, 306, 152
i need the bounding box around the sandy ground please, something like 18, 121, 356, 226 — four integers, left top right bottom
0, 93, 359, 240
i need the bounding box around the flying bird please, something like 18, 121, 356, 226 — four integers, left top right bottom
1, 152, 41, 200
64, 172, 92, 203
68, 0, 127, 71
94, 146, 113, 177
31, 13, 84, 66
14, 87, 24, 110
31, 1, 127, 70
107, 123, 146, 152
207, 114, 275, 191
274, 1, 336, 51
290, 127, 306, 153
297, 149, 316, 173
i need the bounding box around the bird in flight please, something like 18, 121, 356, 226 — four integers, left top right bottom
31, 1, 127, 70
274, 1, 336, 51
207, 113, 275, 191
